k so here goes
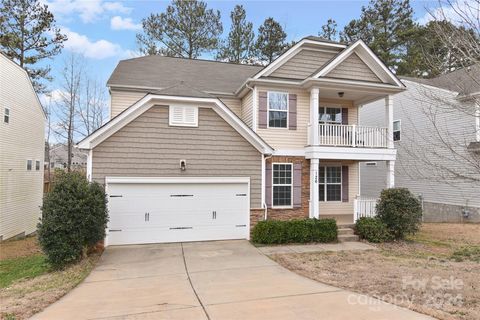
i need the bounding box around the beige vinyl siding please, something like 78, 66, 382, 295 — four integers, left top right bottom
241, 90, 253, 128
320, 161, 358, 224
92, 106, 262, 208
255, 86, 358, 150
360, 80, 480, 208
269, 49, 338, 79
219, 97, 242, 118
326, 53, 381, 83
110, 89, 146, 118
0, 54, 45, 240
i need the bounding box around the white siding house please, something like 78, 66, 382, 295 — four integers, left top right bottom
360, 77, 480, 222
0, 53, 45, 240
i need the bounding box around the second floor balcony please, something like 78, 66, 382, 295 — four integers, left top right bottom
318, 123, 388, 148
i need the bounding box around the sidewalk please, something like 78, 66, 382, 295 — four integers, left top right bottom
257, 241, 376, 255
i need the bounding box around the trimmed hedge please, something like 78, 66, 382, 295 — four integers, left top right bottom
251, 218, 337, 244
38, 172, 108, 269
355, 217, 393, 243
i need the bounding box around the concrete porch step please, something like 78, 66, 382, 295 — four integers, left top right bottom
338, 228, 354, 236
338, 234, 360, 242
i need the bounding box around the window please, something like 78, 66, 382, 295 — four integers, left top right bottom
4, 108, 9, 124
169, 105, 198, 127
319, 107, 342, 124
35, 160, 40, 171
26, 160, 32, 171
319, 166, 342, 201
272, 163, 292, 207
268, 92, 288, 128
393, 120, 401, 141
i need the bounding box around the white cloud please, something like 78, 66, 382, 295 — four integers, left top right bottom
110, 16, 141, 31
61, 27, 124, 59
40, 89, 66, 106
418, 0, 478, 25
42, 0, 133, 23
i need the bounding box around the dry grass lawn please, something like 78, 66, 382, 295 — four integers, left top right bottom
272, 223, 480, 320
0, 237, 100, 320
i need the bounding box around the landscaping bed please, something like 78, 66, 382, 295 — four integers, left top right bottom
0, 237, 100, 320
271, 223, 480, 320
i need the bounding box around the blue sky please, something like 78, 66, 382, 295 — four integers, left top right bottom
41, 0, 440, 102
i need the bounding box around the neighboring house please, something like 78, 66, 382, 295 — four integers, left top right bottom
47, 144, 88, 170
78, 36, 405, 246
0, 53, 45, 241
360, 66, 480, 222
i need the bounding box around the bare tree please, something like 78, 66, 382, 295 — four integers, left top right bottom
77, 77, 107, 137
396, 0, 480, 185
53, 54, 82, 172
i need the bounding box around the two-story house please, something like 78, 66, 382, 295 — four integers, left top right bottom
0, 53, 45, 241
78, 36, 405, 246
360, 66, 480, 223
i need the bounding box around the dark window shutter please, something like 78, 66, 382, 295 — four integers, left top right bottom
342, 165, 349, 202
258, 91, 268, 129
293, 163, 302, 208
341, 108, 348, 125
288, 94, 297, 130
265, 163, 272, 208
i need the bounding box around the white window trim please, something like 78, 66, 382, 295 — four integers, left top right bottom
168, 105, 199, 127
393, 119, 401, 142
4, 108, 10, 124
267, 91, 289, 129
272, 162, 293, 208
319, 106, 343, 124
319, 165, 342, 202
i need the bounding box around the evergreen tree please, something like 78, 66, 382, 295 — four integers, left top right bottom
216, 5, 254, 63
319, 19, 338, 41
255, 17, 287, 64
398, 21, 479, 77
0, 0, 67, 93
340, 0, 416, 71
136, 0, 222, 59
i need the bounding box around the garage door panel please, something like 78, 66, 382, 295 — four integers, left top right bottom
106, 180, 249, 245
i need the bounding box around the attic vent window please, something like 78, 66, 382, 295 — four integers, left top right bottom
169, 105, 198, 127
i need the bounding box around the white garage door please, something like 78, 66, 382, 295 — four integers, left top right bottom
105, 177, 250, 246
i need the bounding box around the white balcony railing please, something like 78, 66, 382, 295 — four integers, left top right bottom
318, 123, 388, 148
354, 196, 378, 222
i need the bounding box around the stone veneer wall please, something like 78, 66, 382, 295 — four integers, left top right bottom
250, 156, 310, 230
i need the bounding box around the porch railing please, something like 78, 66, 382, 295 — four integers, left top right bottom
354, 196, 378, 221
318, 123, 388, 148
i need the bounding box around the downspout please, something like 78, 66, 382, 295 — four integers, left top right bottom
263, 154, 273, 220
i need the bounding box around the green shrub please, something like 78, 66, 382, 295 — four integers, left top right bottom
355, 217, 393, 243
38, 172, 108, 269
251, 218, 337, 244
376, 188, 422, 240
451, 246, 480, 262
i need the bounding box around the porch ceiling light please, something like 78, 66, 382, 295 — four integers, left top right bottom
338, 92, 345, 98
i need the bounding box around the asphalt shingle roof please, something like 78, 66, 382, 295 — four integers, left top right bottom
107, 55, 263, 96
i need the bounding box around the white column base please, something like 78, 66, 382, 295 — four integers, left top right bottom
386, 160, 395, 188
309, 158, 319, 219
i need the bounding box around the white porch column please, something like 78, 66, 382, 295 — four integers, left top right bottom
309, 158, 319, 218
385, 95, 394, 149
310, 87, 320, 146
386, 160, 395, 188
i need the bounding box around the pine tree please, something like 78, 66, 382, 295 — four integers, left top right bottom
319, 19, 338, 41
136, 0, 222, 59
216, 5, 254, 63
0, 0, 67, 93
340, 0, 416, 71
255, 17, 287, 64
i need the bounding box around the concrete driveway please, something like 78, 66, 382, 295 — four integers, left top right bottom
32, 240, 433, 320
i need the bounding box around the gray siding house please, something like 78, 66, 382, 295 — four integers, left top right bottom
78, 36, 406, 246
360, 66, 480, 222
